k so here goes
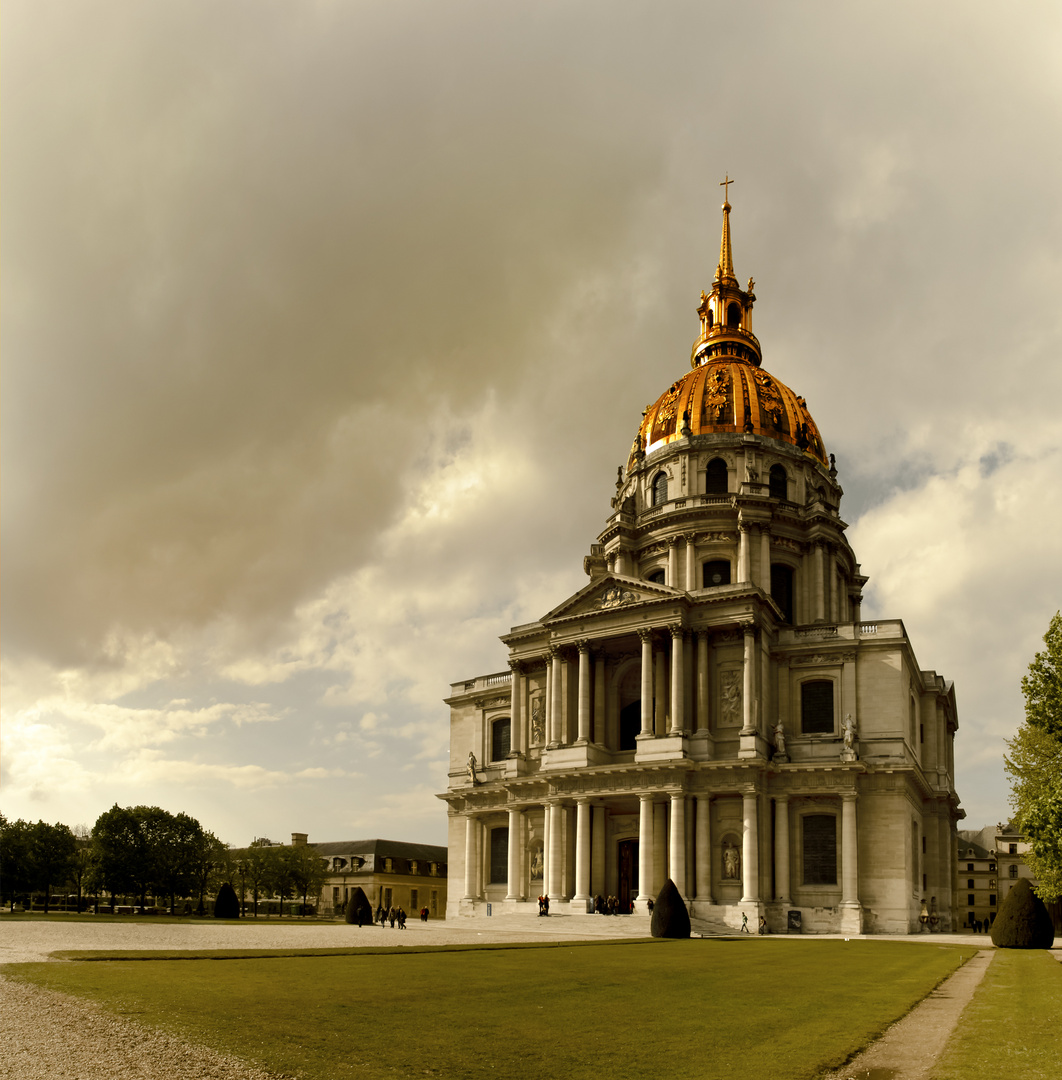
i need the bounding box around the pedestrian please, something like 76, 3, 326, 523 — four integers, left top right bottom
741, 912, 750, 933
758, 915, 767, 935
389, 906, 396, 928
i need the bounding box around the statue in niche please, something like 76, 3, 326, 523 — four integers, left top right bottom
843, 713, 857, 751
721, 671, 742, 727
530, 696, 545, 745
723, 841, 741, 880
774, 720, 787, 758
529, 846, 544, 881
467, 751, 478, 784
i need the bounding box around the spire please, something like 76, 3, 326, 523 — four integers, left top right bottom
714, 174, 737, 286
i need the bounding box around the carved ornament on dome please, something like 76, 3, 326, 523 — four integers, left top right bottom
475, 695, 510, 709
657, 383, 682, 423
695, 531, 733, 545
640, 541, 668, 557
701, 366, 732, 424
790, 654, 833, 667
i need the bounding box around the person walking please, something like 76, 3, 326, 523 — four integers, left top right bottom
741, 912, 750, 933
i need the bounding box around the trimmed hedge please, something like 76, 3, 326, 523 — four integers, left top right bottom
650, 879, 690, 939
213, 883, 241, 919
990, 878, 1055, 949
344, 886, 374, 926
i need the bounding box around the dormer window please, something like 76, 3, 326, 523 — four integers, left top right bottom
646, 569, 665, 585
703, 560, 731, 588
410, 861, 419, 875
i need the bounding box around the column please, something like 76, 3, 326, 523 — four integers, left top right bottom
547, 803, 564, 901
463, 815, 478, 900
574, 798, 591, 901
614, 549, 628, 576
637, 794, 654, 904
741, 791, 759, 902
760, 525, 771, 592
508, 660, 523, 756
696, 631, 710, 732
669, 625, 684, 734
667, 536, 679, 588
576, 641, 591, 743
695, 796, 712, 901
542, 803, 551, 894
639, 630, 654, 736
683, 632, 694, 730
550, 648, 564, 745
669, 793, 687, 898
741, 623, 756, 735
738, 522, 750, 583
813, 542, 826, 622
506, 809, 523, 900
774, 796, 790, 903
841, 792, 859, 907
544, 657, 553, 747
591, 804, 606, 897
684, 533, 697, 592
654, 644, 668, 735
593, 656, 606, 745
653, 801, 667, 896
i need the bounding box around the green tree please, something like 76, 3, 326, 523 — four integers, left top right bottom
153, 812, 204, 915
287, 843, 329, 916
0, 815, 33, 910
1006, 611, 1062, 901
70, 825, 94, 912
187, 830, 226, 916
27, 821, 77, 912
238, 842, 274, 918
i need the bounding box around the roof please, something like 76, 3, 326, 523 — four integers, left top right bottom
308, 838, 447, 862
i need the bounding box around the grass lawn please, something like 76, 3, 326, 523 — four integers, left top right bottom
933, 949, 1062, 1080
4, 939, 966, 1080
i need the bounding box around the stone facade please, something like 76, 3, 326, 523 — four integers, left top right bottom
439, 198, 963, 934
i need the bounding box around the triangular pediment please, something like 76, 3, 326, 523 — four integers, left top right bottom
542, 574, 680, 624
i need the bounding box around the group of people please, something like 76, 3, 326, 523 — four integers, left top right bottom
375, 904, 407, 928
968, 917, 993, 934
593, 894, 632, 915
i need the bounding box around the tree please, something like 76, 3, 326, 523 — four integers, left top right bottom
90, 805, 155, 910
27, 821, 77, 913
187, 831, 226, 916
239, 842, 274, 918
153, 812, 204, 915
990, 877, 1055, 949
287, 844, 329, 916
70, 825, 94, 912
1006, 612, 1062, 902
0, 815, 33, 910
650, 879, 691, 939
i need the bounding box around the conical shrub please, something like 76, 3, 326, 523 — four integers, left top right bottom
990, 878, 1055, 949
650, 878, 690, 939
344, 886, 374, 925
213, 882, 241, 919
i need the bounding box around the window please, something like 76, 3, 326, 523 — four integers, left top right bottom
410, 888, 418, 909
802, 814, 837, 885
768, 464, 788, 500
646, 568, 666, 585
703, 560, 731, 588
491, 717, 512, 761
988, 862, 996, 872
410, 861, 419, 875
967, 863, 974, 872
770, 564, 794, 623
968, 894, 975, 905
990, 895, 996, 906
800, 680, 834, 734
1009, 865, 1018, 879
490, 827, 509, 884
922, 874, 927, 891
652, 472, 668, 507
705, 457, 728, 494
383, 858, 393, 872
1009, 843, 1017, 854
726, 302, 741, 328
922, 837, 927, 855
967, 879, 974, 889
920, 723, 924, 744
989, 879, 997, 889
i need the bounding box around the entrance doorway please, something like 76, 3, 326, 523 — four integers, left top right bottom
618, 839, 639, 913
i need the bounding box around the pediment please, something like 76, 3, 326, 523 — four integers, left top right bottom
542, 574, 679, 623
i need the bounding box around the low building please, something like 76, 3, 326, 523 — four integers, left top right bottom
955, 830, 999, 929
298, 835, 448, 917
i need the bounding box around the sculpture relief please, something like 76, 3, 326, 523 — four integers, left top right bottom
530, 694, 545, 745
720, 670, 742, 727
722, 840, 741, 880
597, 585, 637, 609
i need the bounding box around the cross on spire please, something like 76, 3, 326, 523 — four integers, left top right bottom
719, 173, 734, 204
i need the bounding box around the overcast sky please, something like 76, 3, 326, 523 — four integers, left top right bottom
3, 1, 1061, 848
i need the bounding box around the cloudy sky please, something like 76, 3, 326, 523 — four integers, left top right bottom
3, 1, 1061, 848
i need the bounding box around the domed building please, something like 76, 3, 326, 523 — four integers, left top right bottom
440, 198, 963, 934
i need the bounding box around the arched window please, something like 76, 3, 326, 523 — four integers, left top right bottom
652, 472, 668, 506
705, 457, 728, 494
646, 568, 666, 585
770, 564, 794, 623
801, 680, 834, 734
726, 302, 741, 328
491, 717, 511, 761
802, 814, 837, 885
706, 309, 714, 328
619, 700, 640, 751
769, 464, 788, 500
702, 560, 730, 588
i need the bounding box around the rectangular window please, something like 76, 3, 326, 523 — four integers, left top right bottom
922, 837, 927, 855
968, 893, 975, 905
967, 879, 974, 888
800, 681, 834, 734
490, 827, 510, 884
802, 814, 837, 885
1009, 843, 1017, 854
922, 874, 927, 891
491, 717, 512, 761
431, 891, 438, 915
384, 888, 392, 908
990, 895, 996, 906
410, 889, 418, 910
967, 863, 974, 872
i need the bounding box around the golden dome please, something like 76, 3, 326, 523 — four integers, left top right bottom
630, 355, 827, 468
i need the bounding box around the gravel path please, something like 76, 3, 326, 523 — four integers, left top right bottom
0, 918, 1015, 1079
